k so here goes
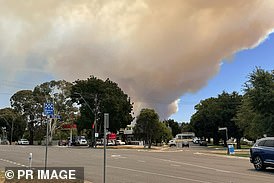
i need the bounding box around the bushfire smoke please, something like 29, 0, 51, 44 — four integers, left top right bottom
0, 0, 274, 119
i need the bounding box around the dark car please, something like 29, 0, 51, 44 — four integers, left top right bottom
199, 140, 207, 146
250, 137, 274, 170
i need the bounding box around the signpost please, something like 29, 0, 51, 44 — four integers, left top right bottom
44, 103, 54, 170
218, 127, 229, 155
103, 113, 109, 183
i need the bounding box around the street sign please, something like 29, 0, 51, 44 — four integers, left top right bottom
218, 127, 227, 131
44, 103, 54, 116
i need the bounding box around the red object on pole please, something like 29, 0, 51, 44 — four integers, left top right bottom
92, 123, 95, 129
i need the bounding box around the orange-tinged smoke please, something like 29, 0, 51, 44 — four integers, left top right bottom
0, 0, 274, 119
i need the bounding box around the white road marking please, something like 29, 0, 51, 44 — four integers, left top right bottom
107, 165, 213, 183
137, 160, 146, 163
170, 164, 181, 167
154, 157, 273, 180
0, 158, 27, 167
111, 154, 127, 159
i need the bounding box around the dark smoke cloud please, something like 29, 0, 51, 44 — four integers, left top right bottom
0, 0, 274, 119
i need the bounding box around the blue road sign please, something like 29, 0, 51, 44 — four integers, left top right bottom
44, 103, 54, 115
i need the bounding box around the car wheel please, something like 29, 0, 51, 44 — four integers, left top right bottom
253, 156, 265, 171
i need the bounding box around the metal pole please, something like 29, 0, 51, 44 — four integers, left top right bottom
103, 113, 109, 183
226, 128, 229, 155
29, 153, 32, 169
70, 125, 72, 147
225, 129, 228, 143
45, 118, 48, 171
11, 120, 13, 145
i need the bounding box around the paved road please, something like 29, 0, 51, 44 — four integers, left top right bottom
0, 145, 273, 183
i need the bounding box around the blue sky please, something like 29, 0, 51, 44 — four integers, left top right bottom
170, 33, 274, 122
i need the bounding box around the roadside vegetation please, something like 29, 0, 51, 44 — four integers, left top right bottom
0, 68, 273, 149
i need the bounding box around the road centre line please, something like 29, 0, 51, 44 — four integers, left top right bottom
170, 164, 181, 167
107, 165, 213, 183
137, 160, 146, 163
155, 158, 231, 173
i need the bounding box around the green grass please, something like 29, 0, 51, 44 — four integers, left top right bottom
207, 144, 252, 150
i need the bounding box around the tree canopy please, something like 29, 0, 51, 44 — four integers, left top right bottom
0, 108, 25, 142
134, 108, 172, 148
190, 92, 242, 146
235, 68, 274, 139
71, 76, 133, 135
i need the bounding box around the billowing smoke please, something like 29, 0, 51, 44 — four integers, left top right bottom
1, 0, 274, 119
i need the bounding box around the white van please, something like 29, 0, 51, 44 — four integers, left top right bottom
174, 132, 195, 147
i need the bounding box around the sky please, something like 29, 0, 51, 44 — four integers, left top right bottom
0, 0, 274, 122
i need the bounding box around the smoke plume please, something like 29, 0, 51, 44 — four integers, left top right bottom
1, 0, 274, 119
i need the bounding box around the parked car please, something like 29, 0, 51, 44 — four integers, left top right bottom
58, 140, 67, 146
199, 140, 207, 146
75, 136, 88, 146
250, 137, 274, 170
182, 140, 190, 147
18, 139, 29, 145
168, 139, 176, 147
193, 137, 201, 144
116, 140, 125, 145
107, 140, 115, 146
168, 139, 189, 147
0, 139, 10, 145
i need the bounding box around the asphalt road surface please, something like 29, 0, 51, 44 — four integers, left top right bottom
0, 145, 273, 183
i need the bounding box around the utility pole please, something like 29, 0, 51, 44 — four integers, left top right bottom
103, 113, 109, 183
74, 92, 100, 148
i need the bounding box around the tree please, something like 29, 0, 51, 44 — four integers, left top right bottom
71, 76, 133, 136
10, 90, 37, 144
181, 122, 193, 133
190, 92, 242, 147
133, 108, 160, 148
163, 119, 181, 137
0, 108, 25, 143
154, 122, 173, 144
236, 68, 274, 138
10, 80, 75, 144
33, 80, 76, 144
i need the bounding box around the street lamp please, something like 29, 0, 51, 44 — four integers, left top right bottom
74, 92, 99, 147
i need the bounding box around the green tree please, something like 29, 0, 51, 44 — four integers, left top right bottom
163, 119, 181, 137
10, 80, 75, 144
71, 76, 133, 136
236, 68, 274, 138
0, 108, 25, 143
190, 97, 219, 144
10, 90, 37, 144
190, 92, 242, 147
33, 80, 76, 144
133, 108, 160, 148
154, 122, 173, 144
181, 122, 193, 133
